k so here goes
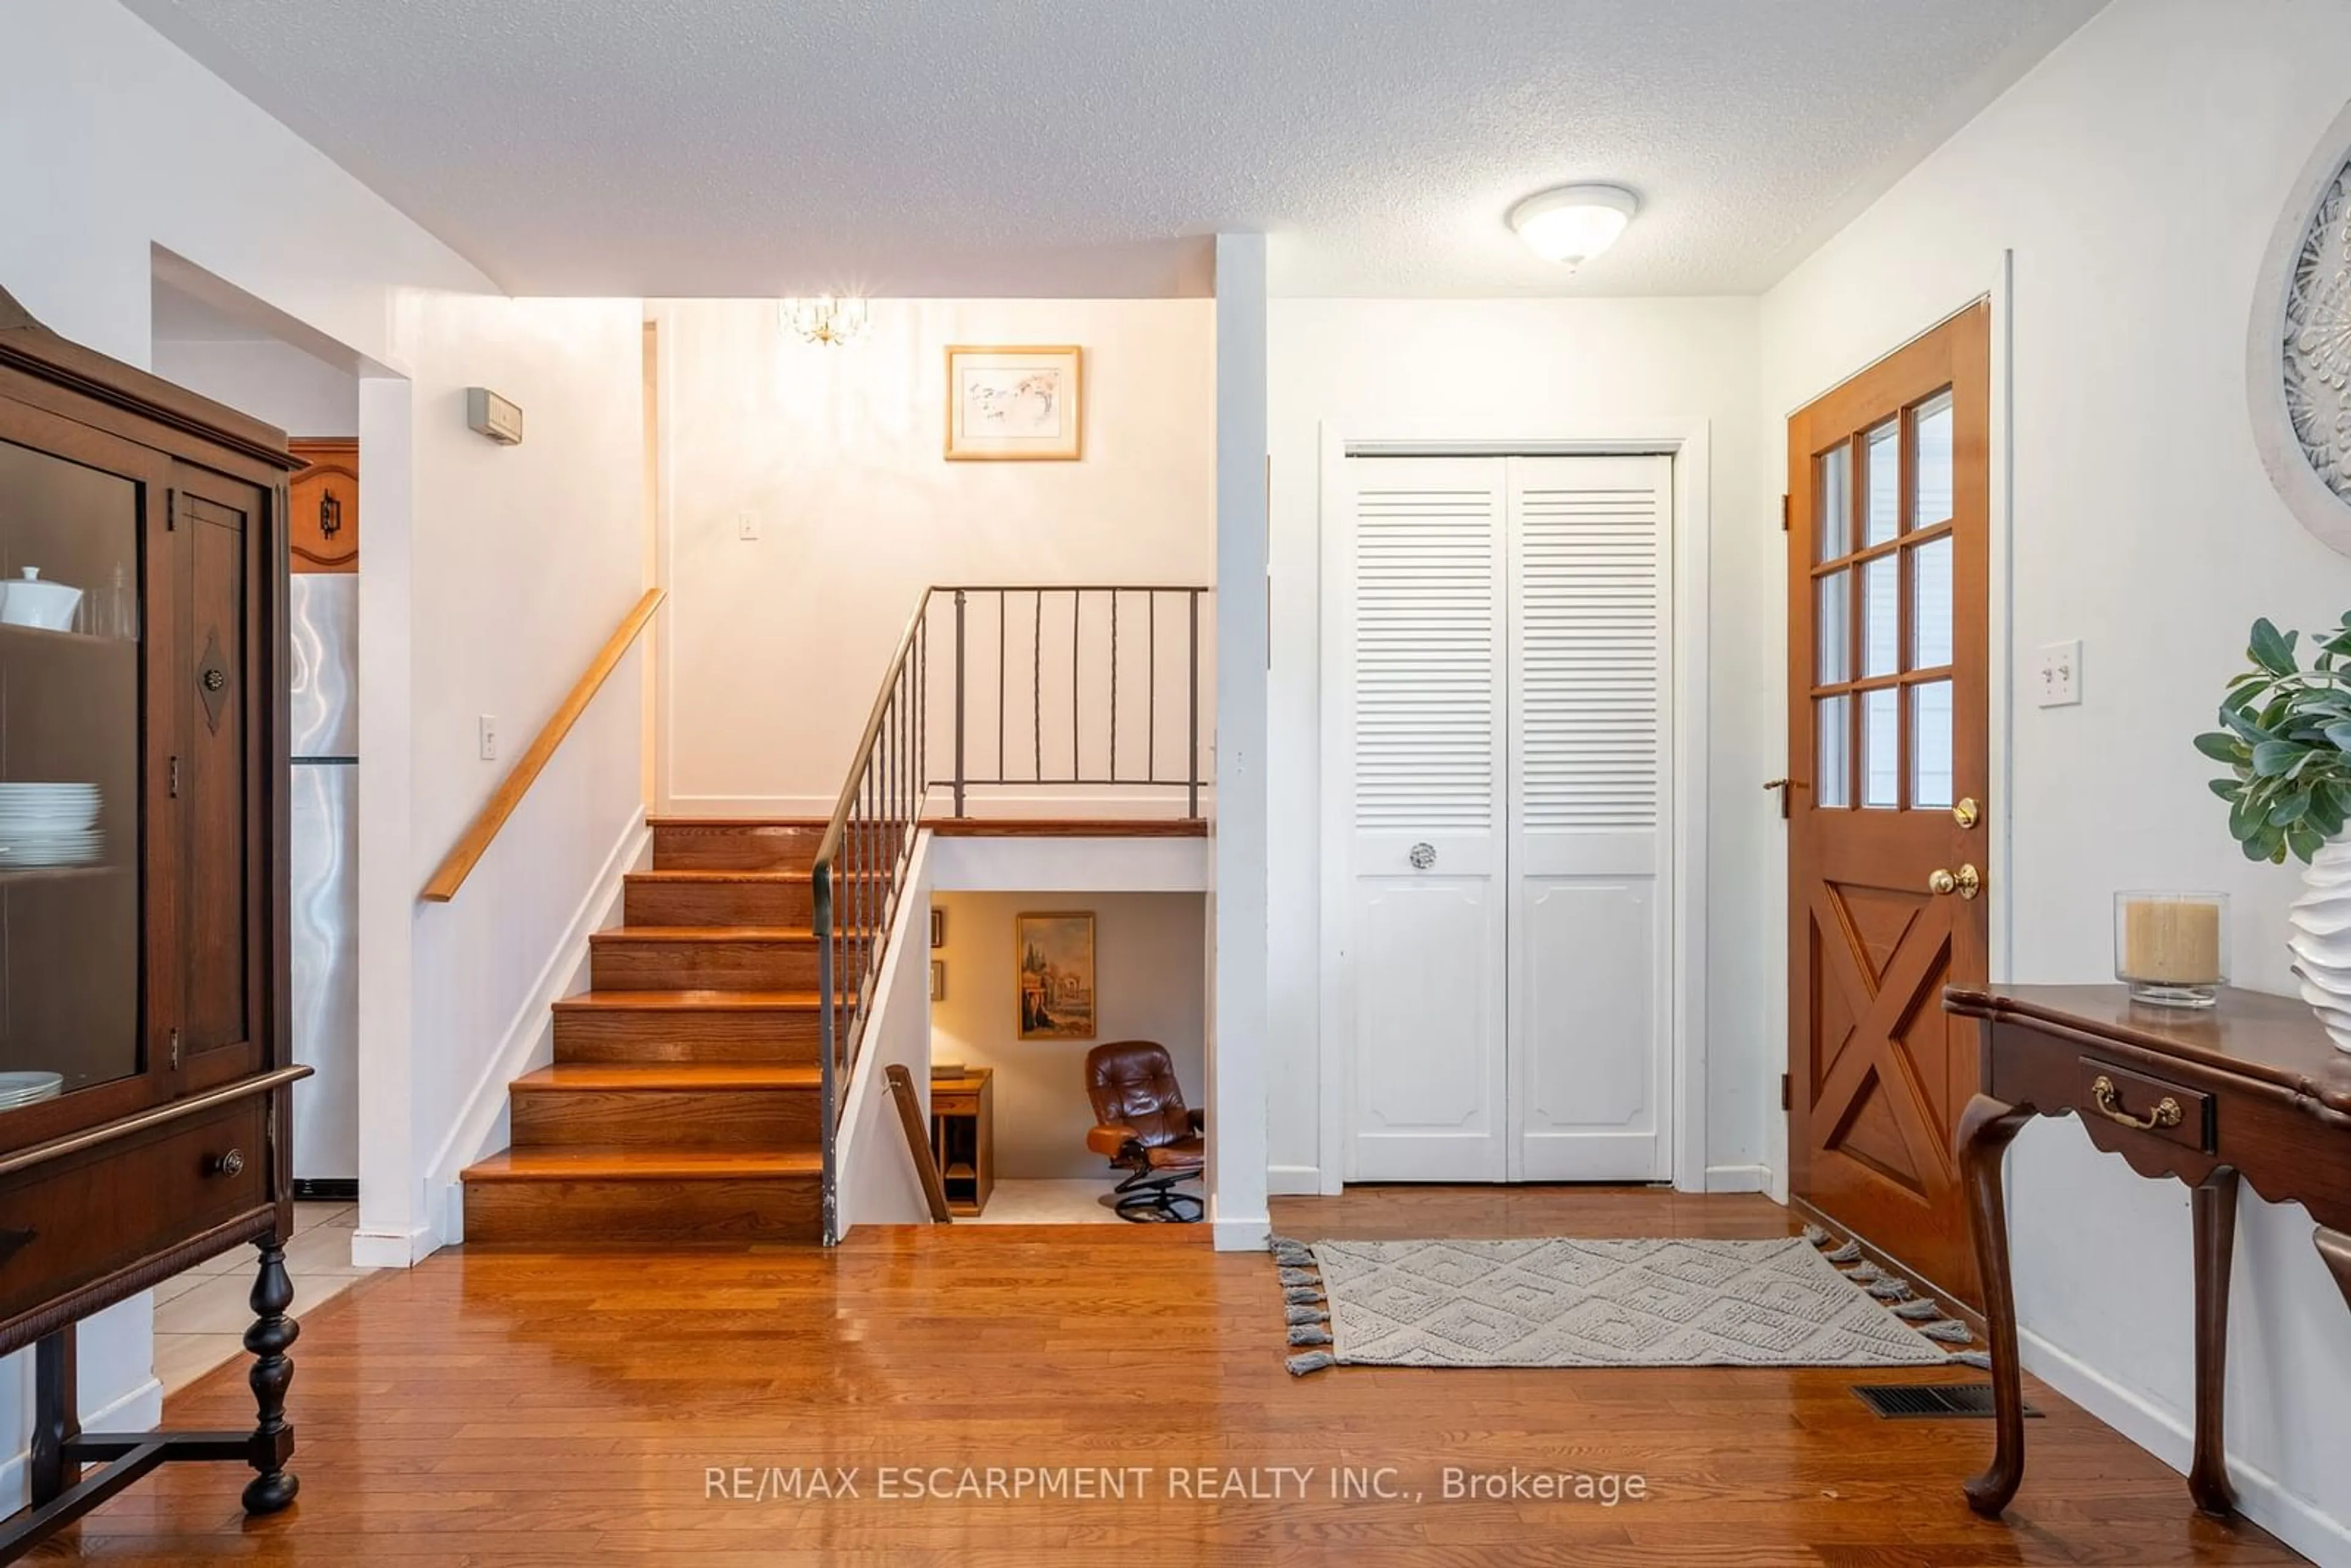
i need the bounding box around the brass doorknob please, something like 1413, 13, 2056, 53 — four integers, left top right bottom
1928, 865, 1982, 900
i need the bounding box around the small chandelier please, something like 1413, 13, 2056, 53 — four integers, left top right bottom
780, 295, 870, 347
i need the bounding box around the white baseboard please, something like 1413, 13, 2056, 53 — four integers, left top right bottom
1267, 1163, 1323, 1196
1212, 1214, 1271, 1252
1704, 1163, 1772, 1194
2020, 1327, 2351, 1568
0, 1374, 163, 1509
424, 811, 650, 1251
350, 1223, 440, 1269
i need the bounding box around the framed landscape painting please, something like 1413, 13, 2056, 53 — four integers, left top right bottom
1016, 912, 1096, 1040
945, 345, 1082, 460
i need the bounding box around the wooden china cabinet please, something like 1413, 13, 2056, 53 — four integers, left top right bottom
0, 284, 307, 1558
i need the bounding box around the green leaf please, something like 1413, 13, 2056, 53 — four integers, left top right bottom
2289, 820, 2326, 862
2209, 777, 2243, 800
2194, 732, 2246, 763
2230, 792, 2267, 841
2310, 790, 2345, 838
2272, 793, 2312, 826
2221, 705, 2273, 743
2252, 739, 2304, 776
2251, 618, 2300, 676
2244, 831, 2275, 861
2326, 723, 2351, 754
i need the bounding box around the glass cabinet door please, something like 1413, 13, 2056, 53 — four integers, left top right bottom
0, 435, 143, 1104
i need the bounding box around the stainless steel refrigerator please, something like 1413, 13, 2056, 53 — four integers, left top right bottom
288, 575, 358, 1185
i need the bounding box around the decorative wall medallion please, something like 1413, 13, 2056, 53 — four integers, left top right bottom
2251, 100, 2351, 555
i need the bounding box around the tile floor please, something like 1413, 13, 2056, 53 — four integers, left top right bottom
151, 1201, 367, 1395
964, 1177, 1195, 1225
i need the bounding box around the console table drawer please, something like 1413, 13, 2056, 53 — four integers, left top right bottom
2076, 1057, 2214, 1155
0, 1098, 266, 1321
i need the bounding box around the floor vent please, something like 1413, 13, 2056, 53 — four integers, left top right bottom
1852, 1383, 2039, 1420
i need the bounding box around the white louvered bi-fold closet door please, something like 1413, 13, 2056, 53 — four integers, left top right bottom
1507, 455, 1673, 1181
1334, 452, 1671, 1185
1337, 457, 1510, 1182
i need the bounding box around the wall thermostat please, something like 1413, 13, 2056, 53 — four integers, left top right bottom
466, 386, 523, 446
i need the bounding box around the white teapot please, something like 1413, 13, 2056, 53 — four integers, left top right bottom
0, 568, 83, 632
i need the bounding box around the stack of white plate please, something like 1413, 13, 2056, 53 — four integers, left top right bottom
0, 783, 104, 869
0, 1071, 62, 1109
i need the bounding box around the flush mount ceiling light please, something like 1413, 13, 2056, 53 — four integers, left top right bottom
780, 294, 870, 346
1508, 184, 1640, 268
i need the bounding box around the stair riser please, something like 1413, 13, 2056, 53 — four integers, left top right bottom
463, 1176, 823, 1245
511, 1089, 821, 1149
553, 1010, 824, 1063
626, 880, 817, 927
652, 823, 825, 872
592, 940, 822, 991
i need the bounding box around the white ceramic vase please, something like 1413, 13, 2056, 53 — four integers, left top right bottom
2286, 836, 2351, 1053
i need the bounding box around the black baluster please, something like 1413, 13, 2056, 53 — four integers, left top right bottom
1109, 591, 1119, 784
1187, 590, 1201, 820
1070, 588, 1081, 783
1032, 588, 1043, 784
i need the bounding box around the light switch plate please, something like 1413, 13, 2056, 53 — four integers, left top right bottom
2036, 640, 2081, 707
478, 715, 498, 761
737, 511, 760, 541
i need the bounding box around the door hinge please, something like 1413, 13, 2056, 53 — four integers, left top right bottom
168, 756, 181, 798
1780, 1073, 1792, 1111
1780, 493, 1791, 533
168, 1028, 182, 1071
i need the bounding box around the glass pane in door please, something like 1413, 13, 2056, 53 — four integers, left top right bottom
0, 438, 142, 1102
1913, 391, 1954, 528
1863, 419, 1900, 546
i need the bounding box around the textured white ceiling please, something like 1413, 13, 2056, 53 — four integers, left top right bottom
117, 0, 2099, 298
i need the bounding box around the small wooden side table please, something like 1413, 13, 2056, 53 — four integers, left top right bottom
1944, 984, 2351, 1520
929, 1070, 994, 1217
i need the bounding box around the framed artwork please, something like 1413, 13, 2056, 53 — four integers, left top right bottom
931, 907, 947, 948
945, 345, 1082, 461
1016, 911, 1096, 1040
930, 961, 946, 1002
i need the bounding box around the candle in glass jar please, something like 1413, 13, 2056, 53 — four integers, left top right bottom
2121, 897, 2220, 981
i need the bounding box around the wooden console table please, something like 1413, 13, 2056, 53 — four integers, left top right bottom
929, 1070, 994, 1217
1944, 984, 2351, 1520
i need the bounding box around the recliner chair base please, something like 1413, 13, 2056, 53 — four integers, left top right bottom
1109, 1164, 1202, 1223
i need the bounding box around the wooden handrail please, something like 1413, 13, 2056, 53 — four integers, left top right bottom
885, 1065, 953, 1223
420, 587, 664, 903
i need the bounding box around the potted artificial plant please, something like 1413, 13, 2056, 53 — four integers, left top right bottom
2198, 613, 2351, 1051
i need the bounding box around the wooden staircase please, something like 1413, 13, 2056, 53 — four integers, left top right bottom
461, 819, 846, 1246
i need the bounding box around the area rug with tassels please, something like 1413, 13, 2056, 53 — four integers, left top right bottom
1267, 1229, 1987, 1377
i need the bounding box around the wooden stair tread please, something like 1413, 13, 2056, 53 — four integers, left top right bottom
463, 1147, 822, 1181
511, 1064, 822, 1092
591, 925, 818, 942
554, 989, 839, 1011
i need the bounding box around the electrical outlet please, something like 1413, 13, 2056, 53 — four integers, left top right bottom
2036, 640, 2082, 707
737, 510, 760, 541
478, 715, 498, 761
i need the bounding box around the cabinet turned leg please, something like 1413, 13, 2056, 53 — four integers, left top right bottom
2319, 1228, 2351, 1316
2188, 1168, 2241, 1518
241, 1237, 300, 1515
1957, 1093, 2033, 1518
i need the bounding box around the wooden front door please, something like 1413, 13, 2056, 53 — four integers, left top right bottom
1788, 302, 1991, 1308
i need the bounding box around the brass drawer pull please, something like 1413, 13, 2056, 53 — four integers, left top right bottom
206, 1148, 246, 1179
2090, 1076, 2182, 1133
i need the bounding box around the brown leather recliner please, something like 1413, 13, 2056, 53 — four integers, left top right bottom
1084, 1040, 1205, 1223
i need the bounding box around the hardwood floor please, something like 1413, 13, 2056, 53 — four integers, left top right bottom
37, 1188, 2301, 1565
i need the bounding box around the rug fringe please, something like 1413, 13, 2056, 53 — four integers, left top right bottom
1865, 1277, 1913, 1302
1891, 1298, 1942, 1321
1802, 1223, 1829, 1246
1847, 1262, 1881, 1283
1288, 1325, 1332, 1347
1284, 1304, 1330, 1327
1918, 1319, 1974, 1345
1286, 1351, 1337, 1376
1283, 1285, 1324, 1305
1277, 1267, 1319, 1288
1823, 1241, 1862, 1264
1946, 1350, 1993, 1370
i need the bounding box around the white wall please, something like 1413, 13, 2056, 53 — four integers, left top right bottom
929, 891, 1208, 1180
654, 297, 1215, 813
836, 838, 938, 1235
0, 0, 647, 1441
149, 339, 359, 438
1265, 296, 1769, 1194
1760, 2, 2351, 1558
